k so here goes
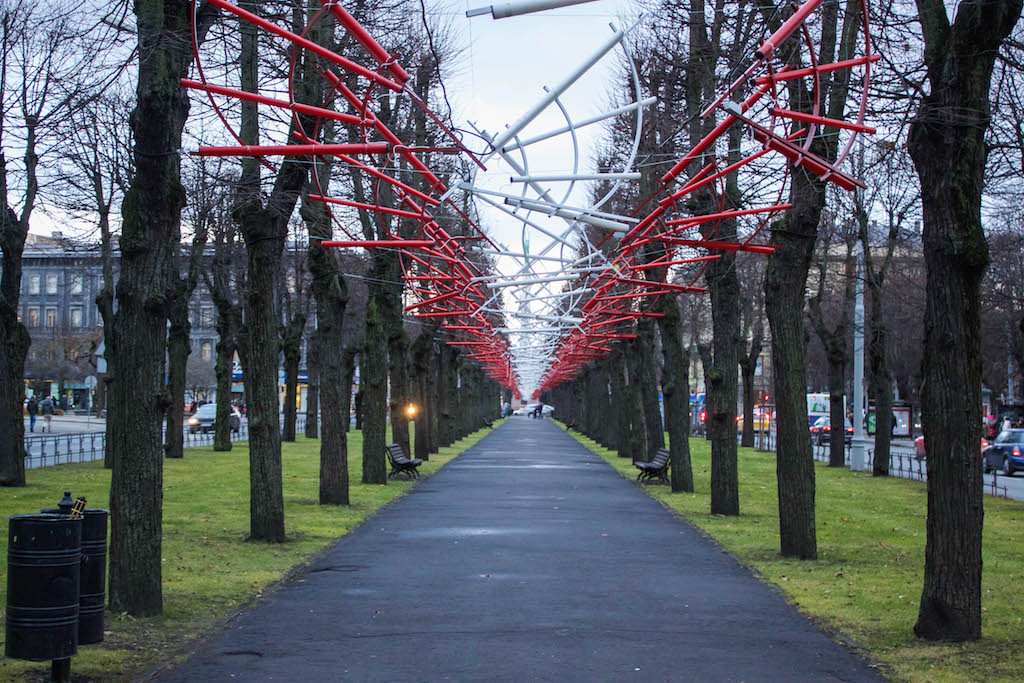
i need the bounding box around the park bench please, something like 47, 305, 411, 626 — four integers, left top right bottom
386, 443, 423, 479
634, 448, 670, 485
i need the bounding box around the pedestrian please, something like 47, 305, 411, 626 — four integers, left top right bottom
26, 396, 38, 432
40, 396, 55, 433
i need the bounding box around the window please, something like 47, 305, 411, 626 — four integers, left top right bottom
28, 307, 39, 327
46, 274, 58, 295
45, 307, 57, 327
70, 275, 83, 295
28, 275, 40, 295
70, 307, 83, 327
201, 307, 214, 328
201, 341, 213, 362
95, 305, 103, 326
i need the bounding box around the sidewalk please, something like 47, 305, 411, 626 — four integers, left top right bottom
162, 419, 880, 681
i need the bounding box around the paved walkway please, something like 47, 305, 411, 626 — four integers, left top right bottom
163, 419, 880, 681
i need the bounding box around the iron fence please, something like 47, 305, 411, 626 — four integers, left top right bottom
24, 413, 311, 470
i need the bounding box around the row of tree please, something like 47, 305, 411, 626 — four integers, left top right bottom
0, 0, 503, 621
540, 0, 1022, 644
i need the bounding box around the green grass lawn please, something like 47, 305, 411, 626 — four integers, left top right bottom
0, 424, 497, 681
566, 426, 1024, 682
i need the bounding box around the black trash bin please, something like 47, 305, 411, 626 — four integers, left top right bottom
41, 504, 109, 644
5, 514, 82, 662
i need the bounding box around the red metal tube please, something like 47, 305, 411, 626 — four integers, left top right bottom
318, 0, 409, 84
181, 79, 369, 127
195, 143, 388, 157
320, 239, 434, 248
204, 0, 404, 92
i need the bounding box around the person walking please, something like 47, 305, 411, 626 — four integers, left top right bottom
40, 396, 55, 433
26, 396, 38, 432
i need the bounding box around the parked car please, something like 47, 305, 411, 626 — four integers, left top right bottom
809, 415, 854, 445
188, 403, 241, 434
914, 435, 990, 461
983, 429, 1024, 476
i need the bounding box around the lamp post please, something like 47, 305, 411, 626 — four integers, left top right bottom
850, 241, 869, 471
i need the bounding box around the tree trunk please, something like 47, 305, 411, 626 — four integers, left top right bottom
0, 210, 29, 486
656, 297, 693, 492
164, 296, 190, 459
697, 344, 713, 440
239, 234, 286, 542
765, 175, 821, 560
411, 333, 432, 461
281, 317, 305, 443
908, 0, 1020, 640
437, 344, 454, 447
106, 0, 215, 616
304, 338, 319, 439
361, 298, 388, 484
609, 352, 626, 455
868, 289, 892, 475
638, 317, 665, 457
740, 362, 756, 449
708, 254, 740, 516
827, 356, 846, 467
213, 335, 235, 452
623, 341, 647, 461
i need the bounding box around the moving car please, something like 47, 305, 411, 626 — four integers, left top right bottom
809, 416, 854, 445
983, 429, 1024, 476
188, 403, 241, 434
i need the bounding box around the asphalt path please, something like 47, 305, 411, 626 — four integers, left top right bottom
162, 418, 880, 682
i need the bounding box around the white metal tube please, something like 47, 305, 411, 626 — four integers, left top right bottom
510, 172, 641, 182
485, 27, 627, 157
502, 97, 657, 152
501, 194, 639, 223
486, 273, 584, 288
509, 198, 630, 233
506, 311, 585, 324
472, 248, 578, 264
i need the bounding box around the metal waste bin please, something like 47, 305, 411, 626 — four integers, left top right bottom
5, 514, 82, 661
42, 502, 108, 644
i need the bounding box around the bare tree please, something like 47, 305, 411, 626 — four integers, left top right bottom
280, 233, 310, 443
166, 167, 210, 458
1, 2, 99, 485
908, 0, 1022, 640
806, 212, 856, 467
107, 0, 218, 615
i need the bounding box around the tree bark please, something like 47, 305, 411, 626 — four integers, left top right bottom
0, 208, 29, 486
909, 0, 1020, 641
739, 313, 764, 449
108, 0, 213, 615
623, 341, 647, 461
164, 297, 189, 459
707, 253, 740, 516
765, 181, 820, 560
213, 321, 237, 452
361, 298, 388, 483
281, 313, 306, 443
638, 317, 665, 457
238, 233, 286, 541
868, 284, 893, 475
304, 338, 319, 439
655, 296, 694, 492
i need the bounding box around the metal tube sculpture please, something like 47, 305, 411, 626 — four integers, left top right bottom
186, 0, 876, 400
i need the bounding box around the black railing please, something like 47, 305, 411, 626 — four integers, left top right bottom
24, 413, 312, 470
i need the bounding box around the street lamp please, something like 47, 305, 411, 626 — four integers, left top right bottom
850, 241, 869, 472
406, 403, 417, 419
